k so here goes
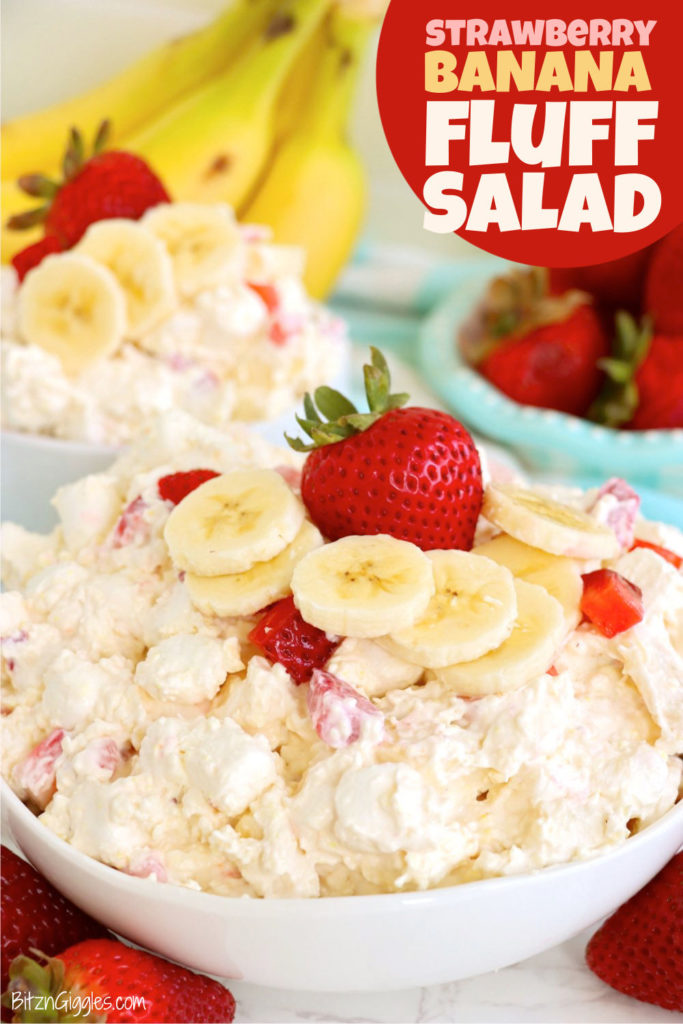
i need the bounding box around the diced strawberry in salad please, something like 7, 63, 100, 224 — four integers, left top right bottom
247, 281, 279, 314
580, 569, 644, 638
307, 670, 384, 749
112, 496, 149, 547
629, 539, 682, 570
248, 596, 340, 684
15, 728, 65, 808
87, 737, 123, 775
126, 851, 168, 883
157, 469, 219, 506
588, 478, 640, 549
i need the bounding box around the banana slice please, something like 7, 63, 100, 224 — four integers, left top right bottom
475, 535, 583, 630
378, 551, 517, 669
164, 469, 305, 576
291, 534, 435, 639
433, 580, 565, 696
17, 253, 125, 375
142, 202, 242, 296
244, 242, 306, 283
186, 520, 323, 617
77, 219, 176, 338
482, 484, 621, 561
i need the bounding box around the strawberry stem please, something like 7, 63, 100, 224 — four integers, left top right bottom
11, 120, 112, 234
588, 312, 652, 427
1, 950, 72, 1023
286, 347, 409, 452
92, 119, 111, 155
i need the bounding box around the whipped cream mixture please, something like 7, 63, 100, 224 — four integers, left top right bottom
1, 220, 347, 445
1, 413, 681, 898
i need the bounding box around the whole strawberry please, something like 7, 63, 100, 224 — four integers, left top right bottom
10, 236, 62, 282
8, 121, 170, 252
1, 847, 108, 992
287, 348, 482, 551
479, 303, 609, 417
643, 223, 683, 334
2, 938, 236, 1023
586, 852, 682, 1012
629, 334, 683, 429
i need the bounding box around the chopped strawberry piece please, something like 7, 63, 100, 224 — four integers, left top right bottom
588, 478, 640, 549
241, 224, 271, 243
268, 318, 290, 346
87, 737, 122, 775
247, 281, 279, 314
112, 495, 149, 547
580, 569, 644, 638
630, 539, 683, 569
11, 235, 63, 281
586, 852, 683, 1012
126, 851, 168, 883
248, 596, 340, 684
307, 669, 384, 748
157, 468, 219, 506
15, 728, 65, 808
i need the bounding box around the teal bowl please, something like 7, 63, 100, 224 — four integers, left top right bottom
418, 271, 683, 497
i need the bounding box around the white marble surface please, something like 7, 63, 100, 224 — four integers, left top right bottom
227, 930, 679, 1023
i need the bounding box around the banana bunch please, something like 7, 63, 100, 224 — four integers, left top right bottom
2, 0, 375, 297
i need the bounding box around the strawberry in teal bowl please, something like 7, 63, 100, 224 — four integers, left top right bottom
419, 244, 683, 494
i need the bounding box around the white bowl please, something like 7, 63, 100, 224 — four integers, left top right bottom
3, 780, 681, 992
1, 344, 352, 533
1, 431, 118, 534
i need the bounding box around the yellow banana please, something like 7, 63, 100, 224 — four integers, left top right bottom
124, 0, 330, 209
240, 7, 372, 298
1, 0, 279, 183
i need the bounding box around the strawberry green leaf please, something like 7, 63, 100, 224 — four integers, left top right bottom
589, 313, 652, 428
92, 119, 111, 155
6, 205, 50, 230
62, 128, 85, 181
364, 363, 388, 411
313, 386, 357, 420
294, 415, 321, 440
303, 393, 321, 424
284, 433, 314, 453
16, 175, 59, 200
286, 347, 409, 452
386, 392, 410, 410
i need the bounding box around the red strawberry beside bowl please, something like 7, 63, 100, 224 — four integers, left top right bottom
586, 851, 682, 1013
463, 252, 683, 433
